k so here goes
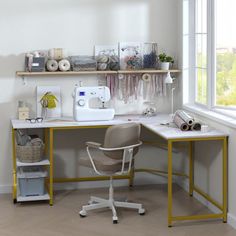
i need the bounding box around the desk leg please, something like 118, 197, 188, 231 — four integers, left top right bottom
49, 128, 54, 206
189, 141, 194, 197
168, 140, 173, 227
12, 128, 17, 203
223, 137, 228, 223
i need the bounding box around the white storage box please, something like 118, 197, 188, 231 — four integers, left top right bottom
18, 167, 47, 197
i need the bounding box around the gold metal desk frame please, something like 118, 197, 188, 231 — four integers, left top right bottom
12, 123, 228, 227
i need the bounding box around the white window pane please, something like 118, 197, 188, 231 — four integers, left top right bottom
196, 0, 207, 33
196, 68, 207, 104
196, 34, 207, 69
216, 0, 236, 107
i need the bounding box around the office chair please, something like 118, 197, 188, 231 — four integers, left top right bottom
79, 123, 145, 223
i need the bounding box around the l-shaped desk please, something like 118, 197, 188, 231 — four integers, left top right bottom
11, 114, 228, 227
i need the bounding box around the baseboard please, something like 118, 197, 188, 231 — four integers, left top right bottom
228, 213, 236, 229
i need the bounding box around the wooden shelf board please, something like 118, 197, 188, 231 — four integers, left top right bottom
16, 69, 181, 77
16, 71, 117, 76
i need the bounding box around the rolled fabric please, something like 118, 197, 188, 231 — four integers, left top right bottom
173, 114, 189, 131
175, 110, 194, 126
46, 59, 59, 72
58, 59, 71, 71
142, 73, 151, 82
190, 122, 201, 131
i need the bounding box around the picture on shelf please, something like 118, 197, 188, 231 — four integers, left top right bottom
119, 42, 142, 70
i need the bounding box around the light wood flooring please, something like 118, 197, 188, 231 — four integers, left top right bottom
0, 184, 236, 236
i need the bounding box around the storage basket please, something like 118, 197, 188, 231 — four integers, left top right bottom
18, 167, 47, 197
16, 144, 45, 163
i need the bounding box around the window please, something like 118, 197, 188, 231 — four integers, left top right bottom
215, 0, 236, 107
183, 0, 236, 112
195, 0, 207, 105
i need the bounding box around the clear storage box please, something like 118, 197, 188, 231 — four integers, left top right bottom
18, 167, 47, 197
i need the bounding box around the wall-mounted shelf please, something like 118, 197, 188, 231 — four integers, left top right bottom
16, 71, 117, 76
16, 69, 181, 77
117, 69, 181, 74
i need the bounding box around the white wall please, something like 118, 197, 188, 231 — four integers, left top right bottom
0, 0, 183, 192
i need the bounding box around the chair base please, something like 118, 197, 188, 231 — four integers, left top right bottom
79, 196, 145, 223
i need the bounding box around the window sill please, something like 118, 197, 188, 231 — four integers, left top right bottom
183, 104, 236, 129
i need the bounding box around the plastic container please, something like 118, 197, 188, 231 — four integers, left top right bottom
143, 43, 158, 69
18, 167, 47, 197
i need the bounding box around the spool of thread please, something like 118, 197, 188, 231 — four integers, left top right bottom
48, 48, 65, 60
58, 59, 71, 71
118, 74, 124, 79
46, 60, 59, 72
97, 63, 107, 71
142, 73, 151, 82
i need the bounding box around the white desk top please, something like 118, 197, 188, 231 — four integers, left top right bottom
11, 114, 228, 140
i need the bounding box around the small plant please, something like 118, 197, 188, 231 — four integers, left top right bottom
158, 53, 174, 64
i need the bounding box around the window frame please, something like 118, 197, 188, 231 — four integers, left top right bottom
183, 0, 236, 113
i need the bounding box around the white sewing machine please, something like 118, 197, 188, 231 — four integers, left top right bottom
73, 86, 115, 121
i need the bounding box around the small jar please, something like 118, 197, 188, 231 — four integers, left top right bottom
143, 43, 158, 69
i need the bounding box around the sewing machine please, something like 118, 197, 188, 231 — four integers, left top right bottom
73, 86, 115, 121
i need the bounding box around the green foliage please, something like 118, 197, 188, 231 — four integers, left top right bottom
197, 51, 236, 107
158, 53, 174, 63
216, 52, 236, 106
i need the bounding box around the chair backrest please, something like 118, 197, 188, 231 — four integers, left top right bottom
103, 123, 141, 160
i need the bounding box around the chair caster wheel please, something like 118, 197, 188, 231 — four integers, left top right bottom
139, 208, 145, 215
13, 199, 17, 204
113, 216, 118, 224
79, 210, 87, 218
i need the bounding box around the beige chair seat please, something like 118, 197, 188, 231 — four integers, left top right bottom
79, 153, 130, 173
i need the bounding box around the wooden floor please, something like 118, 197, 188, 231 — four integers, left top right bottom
0, 184, 235, 236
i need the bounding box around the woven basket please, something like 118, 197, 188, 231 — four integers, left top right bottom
16, 144, 45, 163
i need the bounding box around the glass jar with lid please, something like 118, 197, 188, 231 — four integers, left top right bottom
143, 43, 158, 69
